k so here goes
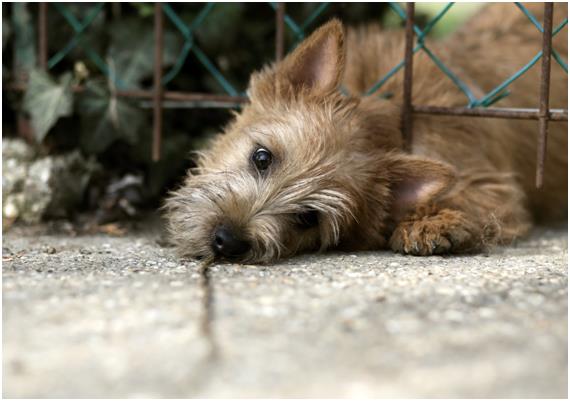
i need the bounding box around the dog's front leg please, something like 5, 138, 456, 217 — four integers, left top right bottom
388, 171, 532, 255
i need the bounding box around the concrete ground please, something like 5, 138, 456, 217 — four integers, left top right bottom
2, 222, 568, 398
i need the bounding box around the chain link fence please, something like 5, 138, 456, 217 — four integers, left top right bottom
5, 2, 568, 187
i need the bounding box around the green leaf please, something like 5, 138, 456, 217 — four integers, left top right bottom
23, 70, 74, 143
107, 19, 182, 88
78, 80, 146, 154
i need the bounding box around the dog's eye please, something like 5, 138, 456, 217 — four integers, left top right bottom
252, 148, 272, 171
295, 209, 319, 229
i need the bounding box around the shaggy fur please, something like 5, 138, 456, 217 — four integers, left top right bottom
165, 3, 567, 263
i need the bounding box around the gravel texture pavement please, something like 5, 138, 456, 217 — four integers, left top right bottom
2, 222, 568, 398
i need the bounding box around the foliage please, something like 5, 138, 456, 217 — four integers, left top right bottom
23, 70, 74, 143
77, 80, 144, 154
4, 3, 449, 216
107, 19, 182, 88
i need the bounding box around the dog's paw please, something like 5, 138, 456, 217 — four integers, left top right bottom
389, 209, 480, 256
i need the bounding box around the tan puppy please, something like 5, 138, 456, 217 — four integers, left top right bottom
165, 3, 567, 263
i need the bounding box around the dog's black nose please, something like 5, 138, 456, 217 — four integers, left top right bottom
212, 226, 251, 258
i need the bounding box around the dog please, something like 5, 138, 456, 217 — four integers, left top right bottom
165, 3, 567, 263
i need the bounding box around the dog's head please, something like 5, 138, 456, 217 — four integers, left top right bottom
165, 20, 456, 263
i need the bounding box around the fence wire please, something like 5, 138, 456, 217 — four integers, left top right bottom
6, 2, 569, 185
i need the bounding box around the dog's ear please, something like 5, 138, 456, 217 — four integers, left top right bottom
249, 19, 345, 99
385, 154, 457, 221
277, 19, 345, 94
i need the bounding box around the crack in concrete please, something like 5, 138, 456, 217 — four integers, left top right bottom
197, 257, 219, 360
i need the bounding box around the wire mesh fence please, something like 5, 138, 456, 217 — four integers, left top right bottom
5, 2, 569, 187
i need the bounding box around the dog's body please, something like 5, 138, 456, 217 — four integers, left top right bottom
166, 3, 567, 262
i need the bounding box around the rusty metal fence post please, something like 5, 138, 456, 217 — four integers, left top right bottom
536, 3, 554, 188
5, 2, 569, 186
401, 2, 564, 188
401, 3, 415, 152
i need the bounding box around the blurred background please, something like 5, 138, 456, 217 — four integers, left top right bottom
2, 3, 481, 231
